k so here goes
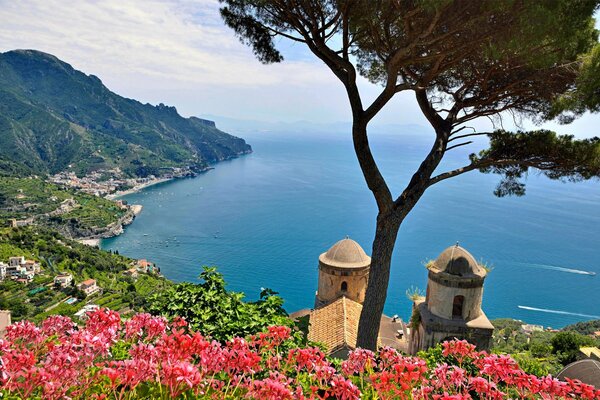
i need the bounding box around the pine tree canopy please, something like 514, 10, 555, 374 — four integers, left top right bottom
219, 0, 600, 196
218, 0, 600, 350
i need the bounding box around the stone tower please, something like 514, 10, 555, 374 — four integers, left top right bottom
408, 244, 494, 354
315, 238, 371, 307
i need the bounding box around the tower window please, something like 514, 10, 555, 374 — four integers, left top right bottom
452, 295, 464, 318
341, 281, 348, 292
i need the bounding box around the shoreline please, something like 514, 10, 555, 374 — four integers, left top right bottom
77, 204, 144, 247
81, 156, 241, 246
106, 177, 175, 200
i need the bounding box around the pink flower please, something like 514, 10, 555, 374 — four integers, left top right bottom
41, 315, 75, 338
160, 361, 202, 398
287, 347, 327, 373
341, 348, 375, 375
125, 313, 167, 341
5, 320, 43, 344
246, 371, 295, 400
328, 375, 361, 400
442, 339, 476, 364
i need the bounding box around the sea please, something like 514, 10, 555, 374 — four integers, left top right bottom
101, 130, 600, 329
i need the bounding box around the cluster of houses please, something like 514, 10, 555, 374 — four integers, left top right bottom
123, 259, 159, 279
49, 169, 134, 196
49, 168, 190, 197
0, 256, 41, 283
53, 273, 101, 297
53, 259, 158, 297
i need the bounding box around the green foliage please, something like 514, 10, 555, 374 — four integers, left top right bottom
490, 319, 563, 376
148, 266, 292, 341
551, 331, 595, 366
0, 176, 127, 234
473, 130, 600, 197
409, 308, 421, 331
551, 44, 600, 122
0, 50, 251, 177
0, 226, 172, 321
564, 319, 600, 336
512, 352, 560, 377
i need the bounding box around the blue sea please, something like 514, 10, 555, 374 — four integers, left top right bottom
101, 130, 600, 328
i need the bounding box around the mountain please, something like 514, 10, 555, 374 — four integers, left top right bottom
0, 50, 251, 177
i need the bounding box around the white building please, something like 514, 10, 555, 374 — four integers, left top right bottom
77, 279, 100, 296
8, 256, 25, 267
54, 273, 73, 288
74, 304, 99, 320
0, 262, 7, 281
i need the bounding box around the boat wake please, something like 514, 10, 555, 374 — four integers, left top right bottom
518, 306, 600, 319
516, 261, 596, 276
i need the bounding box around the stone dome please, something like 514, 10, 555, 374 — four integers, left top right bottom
429, 245, 486, 278
319, 238, 371, 269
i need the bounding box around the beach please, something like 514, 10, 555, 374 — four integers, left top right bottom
106, 177, 174, 200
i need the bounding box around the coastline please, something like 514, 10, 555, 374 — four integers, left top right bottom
83, 156, 242, 247
77, 203, 144, 247
106, 177, 175, 200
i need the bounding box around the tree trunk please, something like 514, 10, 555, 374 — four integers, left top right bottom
351, 116, 443, 350
356, 212, 402, 350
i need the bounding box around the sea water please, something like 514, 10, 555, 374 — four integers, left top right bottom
102, 131, 600, 328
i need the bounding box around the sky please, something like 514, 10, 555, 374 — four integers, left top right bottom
1, 0, 599, 137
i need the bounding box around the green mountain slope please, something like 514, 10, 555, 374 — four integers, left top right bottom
0, 49, 251, 177
0, 226, 172, 322
0, 176, 131, 238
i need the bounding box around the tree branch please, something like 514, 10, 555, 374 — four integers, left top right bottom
448, 132, 490, 142
446, 141, 473, 151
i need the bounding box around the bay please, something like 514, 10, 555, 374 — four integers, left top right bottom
101, 131, 600, 328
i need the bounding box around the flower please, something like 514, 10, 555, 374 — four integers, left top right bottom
0, 312, 595, 400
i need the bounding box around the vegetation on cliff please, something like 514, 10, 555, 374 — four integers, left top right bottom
565, 319, 600, 336
0, 49, 251, 178
0, 177, 129, 237
0, 226, 171, 322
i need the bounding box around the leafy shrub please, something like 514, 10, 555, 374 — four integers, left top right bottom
551, 331, 595, 365
147, 267, 292, 342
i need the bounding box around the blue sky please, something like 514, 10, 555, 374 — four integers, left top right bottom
1, 0, 599, 137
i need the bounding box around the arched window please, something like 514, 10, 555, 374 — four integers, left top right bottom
452, 295, 464, 318
341, 281, 348, 292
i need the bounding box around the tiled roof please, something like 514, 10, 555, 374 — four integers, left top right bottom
557, 359, 600, 388
308, 297, 378, 355
80, 279, 96, 286
319, 238, 371, 269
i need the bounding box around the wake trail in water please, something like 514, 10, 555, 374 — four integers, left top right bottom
518, 306, 600, 319
514, 261, 596, 276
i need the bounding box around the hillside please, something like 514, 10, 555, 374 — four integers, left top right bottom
0, 226, 172, 322
0, 176, 135, 238
0, 49, 251, 177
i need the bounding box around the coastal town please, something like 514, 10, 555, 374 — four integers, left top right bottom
0, 251, 161, 335
49, 166, 201, 198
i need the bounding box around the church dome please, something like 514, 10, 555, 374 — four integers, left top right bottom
319, 238, 371, 269
429, 244, 486, 278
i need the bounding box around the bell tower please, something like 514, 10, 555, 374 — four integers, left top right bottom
315, 237, 371, 308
